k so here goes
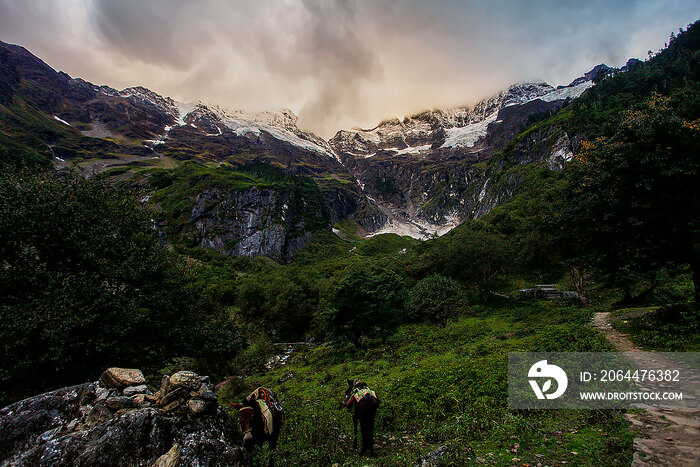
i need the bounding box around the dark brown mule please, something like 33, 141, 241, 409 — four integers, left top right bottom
230, 387, 284, 466
344, 379, 380, 456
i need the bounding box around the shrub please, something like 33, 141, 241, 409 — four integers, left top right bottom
406, 274, 468, 326
321, 268, 407, 347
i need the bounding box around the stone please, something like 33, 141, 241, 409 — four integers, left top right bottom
159, 388, 188, 408
99, 368, 146, 388
83, 403, 113, 425
105, 396, 138, 411
162, 401, 183, 412
169, 371, 202, 390
95, 387, 109, 402
416, 445, 450, 467
132, 394, 150, 406
159, 375, 171, 397
152, 443, 180, 467
188, 400, 206, 415
201, 391, 217, 403
123, 385, 149, 396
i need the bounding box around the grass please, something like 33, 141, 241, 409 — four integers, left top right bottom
612, 305, 700, 351
219, 300, 634, 466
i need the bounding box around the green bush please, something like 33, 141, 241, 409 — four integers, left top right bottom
406, 274, 468, 326
321, 268, 407, 347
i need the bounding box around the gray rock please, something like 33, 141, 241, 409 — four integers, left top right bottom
190, 186, 327, 262
122, 385, 149, 396
416, 445, 450, 466
105, 396, 138, 411
159, 388, 188, 409
95, 387, 109, 402
152, 443, 180, 467
188, 400, 206, 415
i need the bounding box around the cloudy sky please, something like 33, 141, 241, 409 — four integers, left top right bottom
1, 0, 698, 137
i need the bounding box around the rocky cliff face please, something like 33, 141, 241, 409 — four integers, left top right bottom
0, 369, 246, 467
189, 185, 329, 262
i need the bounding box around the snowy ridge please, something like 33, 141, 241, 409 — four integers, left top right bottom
441, 110, 500, 149
332, 73, 596, 156
539, 80, 594, 102
206, 105, 338, 160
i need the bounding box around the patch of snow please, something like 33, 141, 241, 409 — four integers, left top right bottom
539, 80, 594, 102
441, 110, 500, 149
368, 215, 459, 240
215, 109, 337, 160
478, 179, 489, 202
53, 116, 71, 126
395, 144, 432, 155
332, 228, 341, 235
175, 101, 197, 126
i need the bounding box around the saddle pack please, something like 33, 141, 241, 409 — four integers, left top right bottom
347, 386, 379, 406
245, 387, 281, 435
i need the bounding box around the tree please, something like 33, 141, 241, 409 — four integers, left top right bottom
559, 92, 700, 306
406, 275, 468, 326
236, 268, 321, 340
0, 169, 240, 404
423, 221, 513, 303
321, 268, 407, 347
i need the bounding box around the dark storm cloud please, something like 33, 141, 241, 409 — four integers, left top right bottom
0, 0, 698, 136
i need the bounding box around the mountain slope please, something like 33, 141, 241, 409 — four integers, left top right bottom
1, 37, 616, 250
328, 71, 608, 237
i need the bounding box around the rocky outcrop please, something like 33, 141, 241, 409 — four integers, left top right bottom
0, 369, 245, 467
190, 185, 330, 262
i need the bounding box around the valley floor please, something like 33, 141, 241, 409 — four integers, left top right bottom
219, 300, 635, 466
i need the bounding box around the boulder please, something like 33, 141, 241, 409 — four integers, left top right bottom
0, 381, 246, 466
169, 371, 202, 391
99, 368, 146, 388
131, 394, 150, 406
159, 375, 171, 398
159, 388, 189, 409
416, 445, 451, 466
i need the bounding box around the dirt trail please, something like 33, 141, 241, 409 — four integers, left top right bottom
592, 312, 700, 466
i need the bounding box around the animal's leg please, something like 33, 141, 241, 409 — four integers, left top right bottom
368, 413, 376, 455
268, 436, 278, 467
360, 416, 370, 455
353, 414, 358, 450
